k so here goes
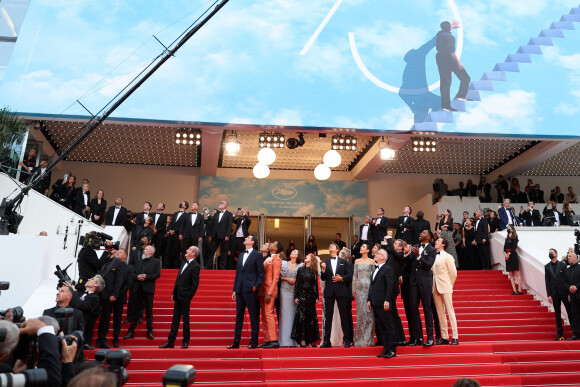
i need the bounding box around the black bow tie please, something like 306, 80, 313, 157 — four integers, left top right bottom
330, 257, 337, 260
422, 244, 426, 248
115, 207, 120, 210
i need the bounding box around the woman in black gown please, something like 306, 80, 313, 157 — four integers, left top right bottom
462, 218, 477, 270
90, 189, 107, 225
504, 226, 522, 295
291, 253, 320, 347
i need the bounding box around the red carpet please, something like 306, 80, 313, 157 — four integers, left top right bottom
87, 269, 580, 386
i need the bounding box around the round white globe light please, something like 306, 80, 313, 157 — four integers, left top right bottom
314, 163, 331, 180
253, 162, 270, 179
323, 150, 341, 168
257, 147, 276, 165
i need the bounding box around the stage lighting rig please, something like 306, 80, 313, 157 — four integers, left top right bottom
331, 134, 357, 151
379, 138, 396, 160
223, 130, 241, 156
175, 129, 201, 146
259, 132, 285, 148
412, 138, 437, 153
286, 133, 305, 150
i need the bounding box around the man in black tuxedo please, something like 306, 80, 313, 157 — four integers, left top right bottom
405, 229, 436, 347
135, 202, 153, 227
166, 201, 189, 269
565, 251, 580, 340
211, 200, 234, 270
68, 275, 104, 349
320, 243, 354, 348
372, 208, 389, 243
531, 183, 545, 204
228, 235, 264, 349
111, 249, 133, 348
106, 197, 128, 226
543, 201, 562, 226
521, 201, 541, 227
43, 284, 85, 333
474, 209, 490, 270
384, 232, 408, 346
203, 208, 217, 269
231, 208, 251, 259
545, 248, 571, 340
359, 215, 374, 247
73, 182, 91, 218
367, 248, 397, 358
413, 211, 431, 244
351, 235, 361, 262
180, 202, 205, 257
160, 245, 201, 349
96, 247, 125, 348
124, 245, 161, 341
151, 202, 168, 260
395, 206, 414, 244
550, 186, 565, 203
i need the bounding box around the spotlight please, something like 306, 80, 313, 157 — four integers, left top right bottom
259, 131, 285, 148
286, 132, 305, 150
223, 131, 240, 156
411, 137, 437, 153
175, 128, 202, 147
379, 139, 395, 161
331, 134, 357, 151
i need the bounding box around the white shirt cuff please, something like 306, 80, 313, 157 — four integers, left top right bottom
38, 325, 56, 336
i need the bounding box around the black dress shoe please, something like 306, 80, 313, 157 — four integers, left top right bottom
396, 340, 407, 347
384, 351, 396, 358
123, 332, 134, 339
344, 341, 353, 348
423, 339, 434, 347
227, 343, 239, 349
97, 341, 109, 349
310, 343, 317, 348
263, 341, 279, 349
159, 342, 174, 349
247, 343, 258, 349
84, 344, 95, 350
566, 335, 580, 340
374, 341, 383, 346
112, 340, 120, 348
436, 338, 449, 345
300, 344, 307, 348
319, 342, 331, 348
122, 319, 129, 324
181, 343, 189, 349
407, 339, 422, 346
147, 331, 154, 340
450, 339, 459, 345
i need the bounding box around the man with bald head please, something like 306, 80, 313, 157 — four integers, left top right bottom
210, 200, 234, 269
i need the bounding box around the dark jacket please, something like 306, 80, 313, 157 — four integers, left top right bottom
132, 257, 161, 294
233, 249, 264, 294
367, 264, 395, 307
173, 259, 200, 301
212, 210, 234, 239
545, 260, 569, 299
320, 257, 353, 298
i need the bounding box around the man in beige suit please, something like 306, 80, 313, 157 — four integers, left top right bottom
432, 237, 459, 345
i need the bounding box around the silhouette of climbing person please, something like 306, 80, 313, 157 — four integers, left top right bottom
436, 20, 470, 111
399, 36, 441, 123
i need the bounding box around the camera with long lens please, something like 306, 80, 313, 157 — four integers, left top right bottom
54, 264, 73, 289
0, 368, 47, 387
0, 306, 25, 325
79, 231, 120, 250
94, 349, 131, 387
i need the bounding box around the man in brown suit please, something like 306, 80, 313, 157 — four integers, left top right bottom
259, 241, 282, 348
432, 237, 459, 345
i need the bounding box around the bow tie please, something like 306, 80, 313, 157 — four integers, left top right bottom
144, 212, 149, 215
422, 244, 426, 248
179, 210, 184, 213
330, 257, 337, 260
115, 207, 120, 210
192, 212, 197, 215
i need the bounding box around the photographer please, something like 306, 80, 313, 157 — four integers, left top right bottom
67, 276, 104, 350
43, 285, 85, 333
96, 244, 125, 349
77, 246, 99, 292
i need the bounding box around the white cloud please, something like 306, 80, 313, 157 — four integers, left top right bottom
352, 22, 429, 59
455, 90, 538, 133
555, 103, 580, 116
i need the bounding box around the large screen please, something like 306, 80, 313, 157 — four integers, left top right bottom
1, 0, 579, 137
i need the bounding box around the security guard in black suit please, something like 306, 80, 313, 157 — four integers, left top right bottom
545, 248, 571, 340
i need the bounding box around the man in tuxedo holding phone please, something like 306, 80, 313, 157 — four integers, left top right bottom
320, 243, 354, 348
228, 235, 264, 349
160, 245, 201, 349
210, 200, 234, 270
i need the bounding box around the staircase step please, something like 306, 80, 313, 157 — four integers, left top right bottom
493, 62, 520, 72
481, 71, 508, 81
425, 111, 454, 123
506, 53, 532, 63
560, 13, 580, 22
517, 45, 542, 54
450, 100, 466, 112
550, 21, 575, 30
411, 122, 438, 131
571, 7, 580, 14
465, 89, 481, 101
528, 36, 554, 46
469, 80, 494, 91
539, 28, 565, 37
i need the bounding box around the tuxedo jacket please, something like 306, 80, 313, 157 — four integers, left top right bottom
32, 168, 52, 194
173, 259, 200, 301
131, 225, 154, 247
70, 291, 100, 317
432, 250, 457, 294
371, 216, 389, 243
117, 263, 134, 304
395, 216, 415, 243
259, 255, 282, 297
97, 255, 125, 299
73, 188, 91, 215
474, 217, 489, 243
521, 209, 541, 227
132, 257, 161, 294
320, 257, 353, 298
413, 219, 431, 244
359, 223, 374, 245
384, 237, 406, 279
565, 263, 580, 303
233, 249, 264, 294
408, 243, 436, 285
212, 210, 234, 239
545, 260, 569, 299
135, 211, 152, 227
152, 212, 168, 236
498, 207, 520, 231
106, 205, 128, 226
180, 212, 205, 241
233, 215, 251, 238
367, 264, 395, 306
43, 305, 85, 332
542, 208, 562, 225
168, 210, 187, 235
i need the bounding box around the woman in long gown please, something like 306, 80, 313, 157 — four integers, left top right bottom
438, 209, 458, 268
462, 218, 477, 270
279, 250, 303, 346
292, 254, 320, 347
89, 189, 107, 225
504, 226, 522, 295
353, 243, 375, 347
